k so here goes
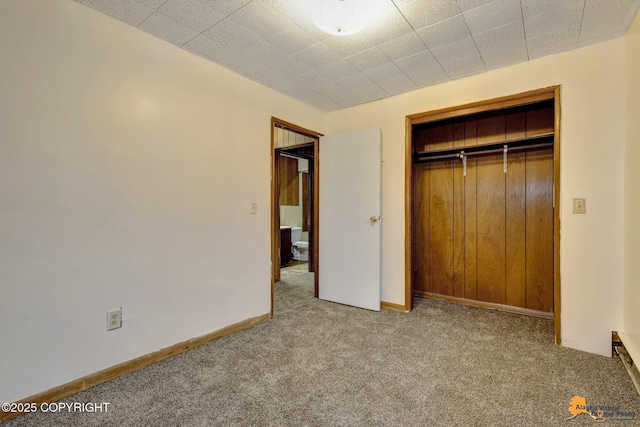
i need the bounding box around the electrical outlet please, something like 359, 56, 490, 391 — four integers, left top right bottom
106, 308, 122, 331
250, 202, 257, 214
573, 198, 586, 214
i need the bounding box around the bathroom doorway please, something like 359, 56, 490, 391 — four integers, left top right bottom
271, 118, 321, 316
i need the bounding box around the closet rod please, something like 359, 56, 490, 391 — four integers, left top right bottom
414, 141, 553, 162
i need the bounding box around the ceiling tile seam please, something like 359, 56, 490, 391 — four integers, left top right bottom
575, 0, 587, 49
387, 0, 443, 86
134, 2, 157, 29
459, 9, 487, 77
518, 0, 531, 61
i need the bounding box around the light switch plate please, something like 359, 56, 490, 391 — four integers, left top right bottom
573, 198, 586, 214
250, 202, 257, 214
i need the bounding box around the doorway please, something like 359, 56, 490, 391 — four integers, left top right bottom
271, 118, 322, 317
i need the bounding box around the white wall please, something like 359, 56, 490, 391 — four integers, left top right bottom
326, 40, 627, 356
624, 13, 640, 362
0, 0, 324, 404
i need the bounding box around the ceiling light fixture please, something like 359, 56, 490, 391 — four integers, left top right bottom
311, 0, 372, 36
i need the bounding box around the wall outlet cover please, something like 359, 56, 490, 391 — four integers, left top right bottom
107, 308, 122, 331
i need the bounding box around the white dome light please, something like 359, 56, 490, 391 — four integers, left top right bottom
311, 0, 372, 36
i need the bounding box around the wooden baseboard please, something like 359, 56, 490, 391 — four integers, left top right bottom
381, 301, 409, 313
413, 291, 554, 320
0, 313, 271, 424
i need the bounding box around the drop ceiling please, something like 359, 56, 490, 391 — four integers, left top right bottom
75, 0, 640, 112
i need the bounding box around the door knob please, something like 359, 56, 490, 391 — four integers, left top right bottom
370, 216, 380, 223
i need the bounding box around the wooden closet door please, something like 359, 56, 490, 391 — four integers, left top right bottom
412, 105, 554, 316
525, 148, 554, 312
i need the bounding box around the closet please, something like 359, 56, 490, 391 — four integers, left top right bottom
409, 88, 560, 319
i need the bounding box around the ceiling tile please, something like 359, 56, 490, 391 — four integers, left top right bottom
417, 14, 470, 49
526, 25, 579, 57
378, 74, 417, 94
197, 0, 251, 16
354, 1, 415, 45
202, 18, 259, 52
294, 43, 341, 69
580, 0, 640, 42
183, 34, 236, 63
315, 60, 360, 81
82, 0, 154, 26
345, 47, 392, 71
227, 1, 288, 38
363, 62, 406, 83
431, 36, 479, 63
463, 0, 522, 34
378, 32, 428, 61
138, 12, 200, 46
481, 45, 528, 69
321, 34, 378, 58
399, 0, 462, 30
474, 20, 526, 53
528, 44, 573, 60
263, 0, 333, 41
311, 82, 354, 100
228, 1, 319, 55
348, 84, 389, 104
455, 0, 496, 12
441, 53, 485, 79
522, 0, 584, 39
237, 38, 288, 66
291, 71, 332, 89
395, 50, 449, 86
158, 0, 225, 33
259, 23, 319, 56
268, 57, 313, 79
136, 0, 166, 9
336, 73, 375, 90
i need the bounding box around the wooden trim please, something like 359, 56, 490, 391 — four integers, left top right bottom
313, 136, 320, 297
272, 117, 324, 139
553, 86, 562, 345
271, 118, 279, 317
404, 115, 413, 312
407, 87, 556, 125
381, 301, 409, 313
414, 291, 554, 319
0, 313, 271, 424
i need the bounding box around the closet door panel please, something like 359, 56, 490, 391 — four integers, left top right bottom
505, 151, 526, 307
476, 154, 506, 304
413, 164, 431, 294
453, 123, 466, 297
525, 148, 554, 312
430, 160, 454, 296
464, 122, 478, 299
505, 113, 527, 307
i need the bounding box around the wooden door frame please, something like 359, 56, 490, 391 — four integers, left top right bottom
404, 86, 562, 344
271, 117, 323, 317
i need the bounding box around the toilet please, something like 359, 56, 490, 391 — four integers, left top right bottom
290, 226, 309, 261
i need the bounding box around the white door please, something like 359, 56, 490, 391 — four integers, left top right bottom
319, 128, 381, 311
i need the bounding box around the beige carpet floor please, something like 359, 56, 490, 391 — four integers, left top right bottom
4, 268, 639, 426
